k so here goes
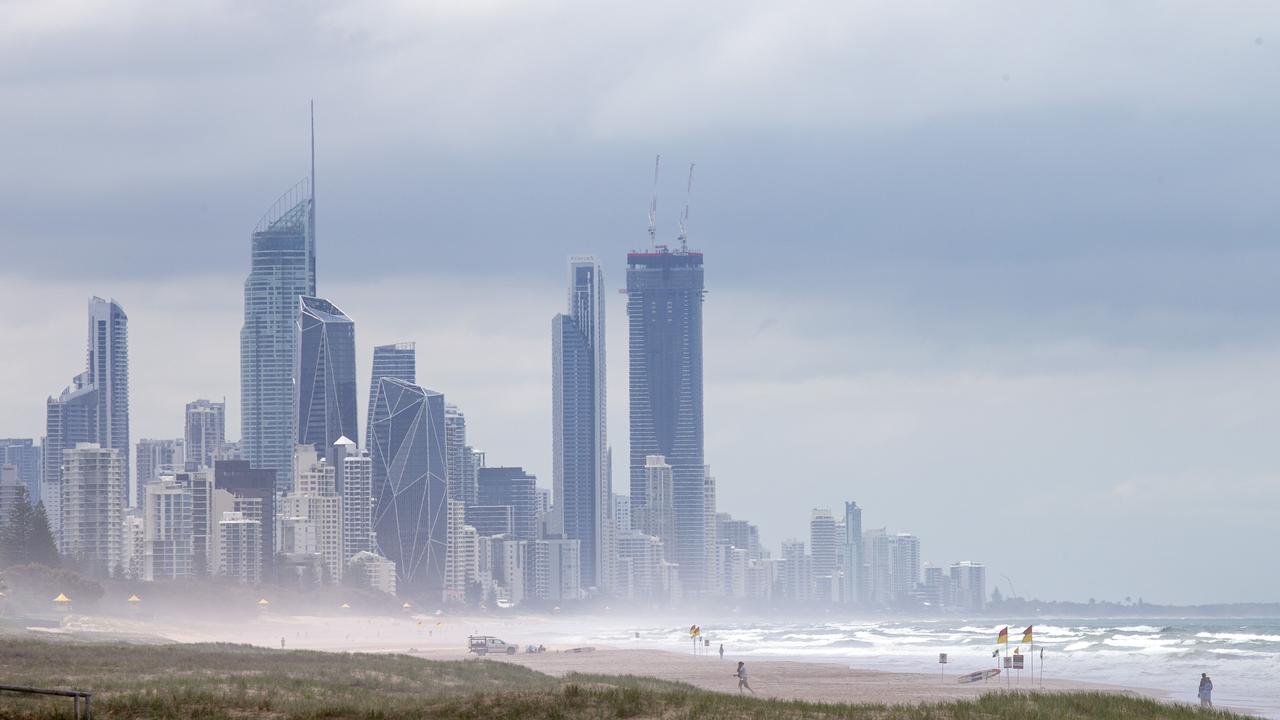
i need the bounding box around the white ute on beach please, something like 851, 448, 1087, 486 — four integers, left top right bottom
468, 635, 518, 656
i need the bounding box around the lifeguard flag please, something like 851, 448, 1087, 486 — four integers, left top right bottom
996, 627, 1008, 645
1022, 626, 1034, 644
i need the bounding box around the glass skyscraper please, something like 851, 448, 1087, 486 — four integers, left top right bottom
44, 296, 130, 529
626, 248, 706, 593
43, 376, 97, 540
552, 256, 611, 591
295, 296, 357, 457
369, 377, 447, 599
87, 297, 130, 503
365, 343, 415, 452
241, 179, 314, 494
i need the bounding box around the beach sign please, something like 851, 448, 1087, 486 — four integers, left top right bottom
938, 653, 947, 664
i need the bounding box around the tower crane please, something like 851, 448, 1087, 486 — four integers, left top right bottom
648, 154, 661, 249
677, 163, 695, 252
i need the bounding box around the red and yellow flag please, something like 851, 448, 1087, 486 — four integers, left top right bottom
1022, 626, 1034, 644
996, 627, 1008, 645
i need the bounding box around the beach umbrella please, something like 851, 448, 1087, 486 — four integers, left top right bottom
53, 593, 71, 603
127, 594, 141, 602
435, 609, 443, 616
340, 602, 351, 609
402, 602, 413, 609
257, 598, 270, 606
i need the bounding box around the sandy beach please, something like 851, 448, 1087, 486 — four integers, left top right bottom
42, 611, 1247, 713
467, 646, 1150, 706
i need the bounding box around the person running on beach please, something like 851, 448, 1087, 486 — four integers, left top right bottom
1198, 673, 1213, 707
734, 661, 755, 694
719, 643, 724, 660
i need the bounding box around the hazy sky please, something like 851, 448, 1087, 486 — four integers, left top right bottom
3, 1, 1280, 604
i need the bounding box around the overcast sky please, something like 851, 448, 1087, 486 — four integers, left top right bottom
3, 1, 1280, 604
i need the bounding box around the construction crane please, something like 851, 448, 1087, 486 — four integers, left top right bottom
676, 163, 695, 252
647, 154, 661, 249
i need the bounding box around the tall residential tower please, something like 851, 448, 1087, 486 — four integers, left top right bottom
240, 178, 315, 493
87, 297, 130, 503
626, 247, 706, 592
552, 256, 611, 591
369, 378, 447, 598
185, 399, 226, 470
295, 296, 358, 457
365, 343, 415, 452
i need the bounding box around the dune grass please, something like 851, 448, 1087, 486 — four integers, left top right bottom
0, 638, 1248, 719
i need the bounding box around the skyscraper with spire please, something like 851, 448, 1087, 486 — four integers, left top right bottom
553, 256, 611, 591
240, 108, 316, 493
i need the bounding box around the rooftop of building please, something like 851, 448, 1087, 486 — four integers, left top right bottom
627, 245, 704, 268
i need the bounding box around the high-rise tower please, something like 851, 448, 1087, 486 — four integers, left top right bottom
365, 343, 415, 452
43, 375, 97, 537
87, 297, 130, 502
842, 501, 863, 604
241, 178, 315, 494
184, 399, 226, 470
295, 296, 357, 457
552, 256, 611, 591
626, 247, 705, 592
369, 378, 447, 598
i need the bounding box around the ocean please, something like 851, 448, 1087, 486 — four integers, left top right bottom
574, 617, 1280, 717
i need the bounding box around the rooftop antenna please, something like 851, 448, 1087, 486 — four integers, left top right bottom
648, 154, 661, 249
677, 163, 695, 252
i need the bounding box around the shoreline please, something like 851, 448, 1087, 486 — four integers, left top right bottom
8, 612, 1265, 717
418, 644, 1181, 708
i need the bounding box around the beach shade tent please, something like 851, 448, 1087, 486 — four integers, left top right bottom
257, 598, 270, 609
340, 602, 351, 609
401, 602, 413, 610
52, 593, 72, 612
127, 594, 142, 612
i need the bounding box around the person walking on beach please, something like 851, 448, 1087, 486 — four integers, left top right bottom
1198, 673, 1213, 707
719, 643, 724, 660
734, 661, 755, 694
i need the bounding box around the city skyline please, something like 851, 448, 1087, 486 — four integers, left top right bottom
5, 3, 1280, 604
